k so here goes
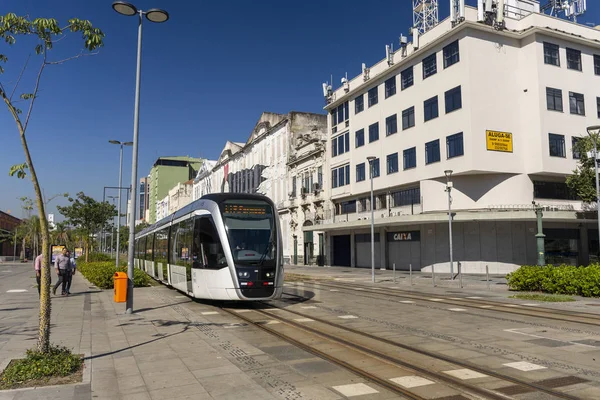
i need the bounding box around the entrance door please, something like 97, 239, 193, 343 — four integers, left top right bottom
332, 235, 351, 266
304, 242, 313, 265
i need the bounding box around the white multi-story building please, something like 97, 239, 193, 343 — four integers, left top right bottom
168, 180, 193, 215
209, 112, 327, 263
304, 1, 600, 273
156, 195, 169, 222
192, 160, 217, 201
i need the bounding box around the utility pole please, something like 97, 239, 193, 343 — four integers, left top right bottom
533, 201, 545, 266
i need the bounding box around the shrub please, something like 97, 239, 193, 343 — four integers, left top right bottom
0, 345, 82, 389
78, 261, 150, 289
85, 252, 112, 262
507, 264, 600, 297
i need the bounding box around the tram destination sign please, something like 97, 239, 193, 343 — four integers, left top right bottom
486, 130, 513, 153
386, 231, 420, 242
223, 203, 269, 216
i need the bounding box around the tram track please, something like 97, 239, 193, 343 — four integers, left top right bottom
293, 280, 600, 328
221, 302, 583, 400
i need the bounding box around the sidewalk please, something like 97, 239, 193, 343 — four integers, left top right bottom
0, 266, 369, 400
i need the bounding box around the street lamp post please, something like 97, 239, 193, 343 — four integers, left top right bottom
444, 170, 454, 279
532, 201, 545, 266
113, 1, 169, 314
588, 125, 600, 260
109, 140, 133, 269
107, 196, 118, 257
367, 156, 376, 284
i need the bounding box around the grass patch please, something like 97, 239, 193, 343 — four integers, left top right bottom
0, 345, 83, 390
509, 293, 575, 302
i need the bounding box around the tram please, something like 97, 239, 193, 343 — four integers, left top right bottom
133, 193, 284, 300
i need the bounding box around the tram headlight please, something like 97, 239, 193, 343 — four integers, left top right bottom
265, 272, 273, 278
238, 271, 250, 278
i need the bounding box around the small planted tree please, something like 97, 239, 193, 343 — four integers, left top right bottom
0, 13, 104, 357
566, 134, 599, 204
57, 192, 117, 262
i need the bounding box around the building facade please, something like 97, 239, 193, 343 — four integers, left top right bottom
0, 210, 21, 260
305, 4, 600, 273
156, 195, 170, 222
168, 180, 193, 215
148, 156, 203, 223
139, 176, 150, 223
192, 160, 217, 201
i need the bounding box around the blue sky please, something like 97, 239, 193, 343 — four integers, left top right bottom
1, 0, 598, 221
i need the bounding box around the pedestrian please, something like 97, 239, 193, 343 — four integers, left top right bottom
65, 250, 77, 295
34, 253, 49, 297
52, 248, 72, 296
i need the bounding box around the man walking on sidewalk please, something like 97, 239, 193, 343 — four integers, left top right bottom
53, 248, 71, 296
65, 250, 76, 295
34, 253, 50, 297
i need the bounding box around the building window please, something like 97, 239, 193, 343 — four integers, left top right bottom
335, 200, 357, 215
385, 76, 396, 98
445, 86, 462, 113
401, 66, 413, 90
331, 101, 349, 133
546, 87, 563, 112
391, 187, 420, 207
549, 133, 566, 158
595, 55, 600, 75
355, 129, 365, 148
424, 96, 439, 121
331, 164, 351, 189
369, 122, 379, 143
332, 132, 350, 157
358, 197, 369, 213
443, 40, 459, 68
386, 114, 398, 136
369, 158, 380, 178
533, 181, 578, 200
356, 163, 366, 182
597, 97, 600, 118
572, 137, 582, 159
402, 106, 415, 130
403, 147, 416, 170
423, 53, 437, 79
566, 48, 582, 71
425, 139, 440, 164
368, 87, 378, 107
544, 42, 560, 66
318, 167, 323, 188
387, 153, 399, 174
355, 94, 364, 114
569, 92, 585, 115
447, 132, 464, 159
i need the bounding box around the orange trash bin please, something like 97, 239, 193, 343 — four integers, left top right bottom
114, 272, 128, 303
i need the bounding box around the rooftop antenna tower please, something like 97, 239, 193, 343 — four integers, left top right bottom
413, 0, 439, 34
542, 0, 587, 23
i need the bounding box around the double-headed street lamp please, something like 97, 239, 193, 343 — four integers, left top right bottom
367, 156, 376, 284
444, 170, 454, 279
113, 1, 169, 314
109, 140, 133, 269
587, 125, 600, 259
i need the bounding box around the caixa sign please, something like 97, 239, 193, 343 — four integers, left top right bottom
387, 231, 420, 242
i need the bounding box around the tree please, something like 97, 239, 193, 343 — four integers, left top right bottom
57, 192, 117, 262
0, 13, 104, 353
51, 222, 71, 247
566, 134, 599, 204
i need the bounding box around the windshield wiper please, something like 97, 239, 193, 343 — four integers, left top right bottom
257, 238, 275, 266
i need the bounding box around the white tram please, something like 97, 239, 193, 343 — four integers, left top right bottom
134, 193, 284, 300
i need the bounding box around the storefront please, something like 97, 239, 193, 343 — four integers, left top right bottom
387, 230, 421, 270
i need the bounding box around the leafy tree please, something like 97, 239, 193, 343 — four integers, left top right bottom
0, 13, 104, 353
51, 222, 71, 247
566, 134, 599, 203
57, 192, 117, 262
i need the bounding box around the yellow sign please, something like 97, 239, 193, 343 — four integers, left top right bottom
74, 247, 83, 259
51, 245, 65, 264
486, 130, 513, 153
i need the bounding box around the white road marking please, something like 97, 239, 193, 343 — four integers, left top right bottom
429, 298, 443, 301
400, 300, 415, 304
3, 270, 13, 273
390, 286, 400, 289
6, 289, 27, 293
505, 304, 520, 308
332, 383, 378, 397
338, 315, 358, 319
443, 369, 488, 380
296, 282, 305, 286
466, 296, 483, 299
449, 297, 463, 300
503, 328, 596, 348
201, 311, 219, 315
294, 318, 315, 322
233, 309, 252, 313
330, 289, 339, 292
390, 376, 435, 388
448, 308, 467, 312
265, 320, 281, 325
334, 278, 355, 282
301, 306, 317, 309
503, 361, 547, 371
479, 305, 494, 309
356, 288, 365, 291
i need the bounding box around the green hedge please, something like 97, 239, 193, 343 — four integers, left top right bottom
85, 252, 113, 262
77, 261, 150, 289
507, 264, 600, 297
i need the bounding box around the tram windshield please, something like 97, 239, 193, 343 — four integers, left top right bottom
220, 199, 276, 266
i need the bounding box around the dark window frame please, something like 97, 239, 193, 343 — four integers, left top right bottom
425, 139, 441, 164
549, 133, 566, 158
356, 163, 366, 182
368, 87, 378, 107
355, 129, 365, 148
401, 66, 414, 90
355, 94, 364, 114
386, 114, 398, 136
543, 42, 560, 66
595, 54, 600, 75
443, 40, 460, 68
385, 76, 397, 98
424, 96, 439, 122
423, 53, 437, 79
387, 153, 399, 174
391, 187, 421, 207
447, 132, 464, 159
445, 86, 462, 113
546, 87, 563, 112
403, 147, 417, 170
569, 91, 585, 116
368, 122, 379, 143
370, 158, 380, 178
566, 48, 582, 71
572, 137, 582, 159
402, 106, 415, 130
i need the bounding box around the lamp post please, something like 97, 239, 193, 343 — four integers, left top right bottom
532, 201, 545, 266
367, 156, 376, 283
107, 196, 118, 258
109, 140, 133, 268
113, 1, 169, 314
444, 170, 454, 279
587, 126, 600, 261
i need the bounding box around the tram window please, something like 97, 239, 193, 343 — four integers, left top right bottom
172, 219, 193, 279
145, 234, 154, 261
139, 237, 146, 260
154, 228, 169, 265
192, 216, 227, 269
